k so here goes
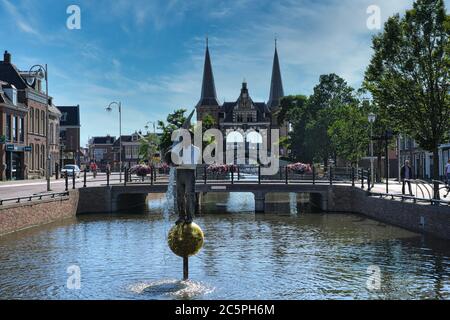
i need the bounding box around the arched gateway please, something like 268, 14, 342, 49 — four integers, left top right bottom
195, 39, 289, 158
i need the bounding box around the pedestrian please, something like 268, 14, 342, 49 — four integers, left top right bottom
106, 163, 111, 175
445, 159, 450, 186
91, 162, 98, 179
400, 160, 414, 196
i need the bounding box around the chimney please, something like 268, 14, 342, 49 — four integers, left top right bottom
3, 51, 11, 64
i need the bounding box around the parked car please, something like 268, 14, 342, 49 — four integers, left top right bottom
61, 165, 81, 178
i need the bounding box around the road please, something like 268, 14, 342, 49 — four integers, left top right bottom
0, 173, 118, 199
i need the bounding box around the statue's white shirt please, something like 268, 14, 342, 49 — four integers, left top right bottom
172, 144, 201, 169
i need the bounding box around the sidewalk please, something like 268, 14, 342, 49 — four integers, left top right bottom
0, 174, 108, 199
369, 179, 449, 201
0, 177, 60, 187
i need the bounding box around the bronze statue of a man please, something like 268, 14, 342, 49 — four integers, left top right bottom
164, 110, 201, 225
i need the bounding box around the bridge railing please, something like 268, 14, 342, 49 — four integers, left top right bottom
74, 165, 371, 189
194, 164, 370, 187
0, 191, 70, 206
368, 191, 450, 206
76, 166, 171, 189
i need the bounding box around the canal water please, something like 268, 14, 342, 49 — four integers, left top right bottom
0, 193, 449, 300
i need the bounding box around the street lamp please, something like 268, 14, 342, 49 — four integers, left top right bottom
368, 112, 377, 187
106, 102, 122, 182
144, 121, 159, 165
29, 64, 51, 191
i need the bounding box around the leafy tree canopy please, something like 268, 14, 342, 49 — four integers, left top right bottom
364, 0, 450, 182
158, 109, 187, 156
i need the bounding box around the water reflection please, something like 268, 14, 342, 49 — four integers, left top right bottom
0, 193, 448, 300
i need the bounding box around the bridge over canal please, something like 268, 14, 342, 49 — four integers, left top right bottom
76, 166, 366, 214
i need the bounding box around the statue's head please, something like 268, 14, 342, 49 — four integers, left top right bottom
164, 109, 196, 166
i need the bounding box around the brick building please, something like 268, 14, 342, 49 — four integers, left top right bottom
88, 135, 116, 171
112, 133, 141, 170
0, 81, 29, 180
48, 100, 61, 175
0, 51, 52, 180
57, 105, 81, 167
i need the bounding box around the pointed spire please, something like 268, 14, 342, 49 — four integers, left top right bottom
197, 37, 219, 107
267, 41, 284, 110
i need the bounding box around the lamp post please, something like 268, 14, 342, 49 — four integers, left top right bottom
144, 121, 158, 165
397, 133, 402, 183
29, 64, 50, 191
106, 102, 122, 182
368, 112, 376, 187
144, 121, 156, 135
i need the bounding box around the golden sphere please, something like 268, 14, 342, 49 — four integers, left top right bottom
167, 222, 204, 258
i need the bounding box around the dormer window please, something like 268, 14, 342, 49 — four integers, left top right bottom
3, 84, 17, 106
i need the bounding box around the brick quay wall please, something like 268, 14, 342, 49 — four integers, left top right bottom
0, 190, 79, 236
329, 186, 450, 241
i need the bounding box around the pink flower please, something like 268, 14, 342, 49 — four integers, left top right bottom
287, 163, 312, 174
130, 164, 152, 176
207, 164, 237, 173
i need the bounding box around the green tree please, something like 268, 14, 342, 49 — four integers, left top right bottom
277, 95, 309, 162
305, 74, 357, 165
364, 0, 450, 195
139, 133, 160, 164
328, 103, 370, 166
157, 109, 187, 157
201, 113, 216, 131
199, 113, 216, 150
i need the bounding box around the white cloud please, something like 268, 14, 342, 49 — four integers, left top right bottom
151, 0, 422, 110
0, 0, 41, 36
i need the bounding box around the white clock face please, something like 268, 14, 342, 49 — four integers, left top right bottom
242, 93, 248, 99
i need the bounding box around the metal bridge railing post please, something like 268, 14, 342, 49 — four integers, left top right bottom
65, 172, 68, 191
285, 166, 289, 185
361, 169, 365, 189
312, 165, 316, 185
351, 167, 355, 187
329, 166, 333, 186
231, 167, 234, 184
83, 168, 87, 188
72, 169, 76, 190
368, 168, 372, 192
204, 166, 207, 184
107, 170, 110, 187
258, 165, 261, 185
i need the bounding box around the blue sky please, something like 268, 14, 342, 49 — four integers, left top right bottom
1, 0, 448, 146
